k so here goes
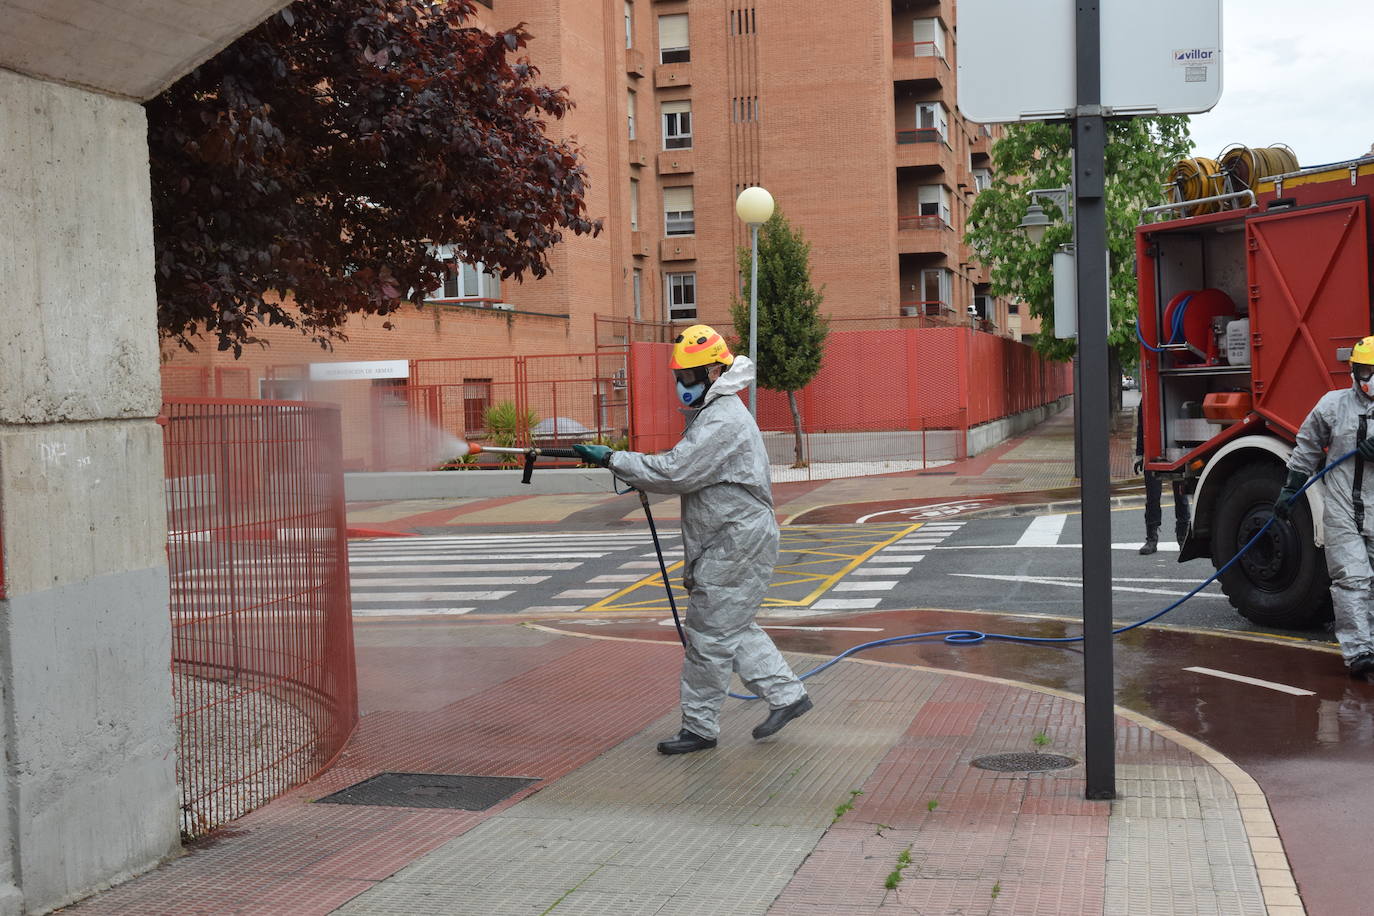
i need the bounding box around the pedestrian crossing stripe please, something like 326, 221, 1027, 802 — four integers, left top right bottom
579, 523, 922, 613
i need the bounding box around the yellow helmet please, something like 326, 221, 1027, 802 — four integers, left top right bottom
670, 324, 734, 370
1352, 336, 1374, 366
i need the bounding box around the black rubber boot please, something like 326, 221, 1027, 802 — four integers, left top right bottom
1139, 530, 1159, 556
752, 695, 813, 740
657, 729, 716, 755
1348, 653, 1374, 678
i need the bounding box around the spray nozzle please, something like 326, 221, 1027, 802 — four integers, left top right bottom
465, 444, 581, 484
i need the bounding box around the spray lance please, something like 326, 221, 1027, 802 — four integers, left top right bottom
459, 442, 691, 644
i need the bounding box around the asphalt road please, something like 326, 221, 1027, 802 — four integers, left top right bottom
906, 503, 1335, 646
345, 505, 1336, 650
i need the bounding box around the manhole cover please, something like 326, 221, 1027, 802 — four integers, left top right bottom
970, 753, 1077, 773
316, 772, 538, 810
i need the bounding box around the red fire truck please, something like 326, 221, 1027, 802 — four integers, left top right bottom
1137, 156, 1374, 629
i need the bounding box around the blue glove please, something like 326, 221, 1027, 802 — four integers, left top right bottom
573, 443, 613, 467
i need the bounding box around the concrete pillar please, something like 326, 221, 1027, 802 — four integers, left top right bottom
0, 68, 179, 912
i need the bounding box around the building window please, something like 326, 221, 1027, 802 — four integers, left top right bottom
429, 245, 500, 301
917, 184, 952, 227
260, 378, 306, 401
920, 267, 952, 316
632, 268, 643, 320
629, 178, 640, 231
972, 294, 992, 319
372, 377, 409, 407
624, 1, 633, 49
1008, 302, 1020, 315
666, 272, 696, 321
916, 102, 949, 143
663, 186, 695, 236
658, 14, 689, 64
627, 87, 636, 139
973, 168, 993, 192
662, 100, 692, 149
912, 17, 947, 59
732, 96, 760, 122
463, 379, 492, 434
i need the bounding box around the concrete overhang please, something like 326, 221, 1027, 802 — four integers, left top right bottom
0, 0, 292, 101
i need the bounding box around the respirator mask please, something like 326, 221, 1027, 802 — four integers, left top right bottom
1354, 363, 1374, 398
675, 367, 712, 407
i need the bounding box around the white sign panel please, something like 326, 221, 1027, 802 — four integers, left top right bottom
308, 360, 410, 382
957, 0, 1222, 123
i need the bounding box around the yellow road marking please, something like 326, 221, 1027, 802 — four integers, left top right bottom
579, 523, 921, 613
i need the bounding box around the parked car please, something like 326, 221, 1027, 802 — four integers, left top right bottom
1121, 374, 1137, 390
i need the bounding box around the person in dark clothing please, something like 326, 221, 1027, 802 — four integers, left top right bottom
1136, 407, 1190, 555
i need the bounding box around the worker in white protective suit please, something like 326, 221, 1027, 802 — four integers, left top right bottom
1277, 335, 1374, 677
574, 324, 812, 754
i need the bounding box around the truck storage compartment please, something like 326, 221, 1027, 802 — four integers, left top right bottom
1138, 221, 1253, 461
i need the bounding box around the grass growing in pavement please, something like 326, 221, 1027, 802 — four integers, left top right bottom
833, 789, 862, 824
884, 847, 914, 890
992, 880, 1002, 899
1033, 731, 1050, 748
927, 798, 939, 812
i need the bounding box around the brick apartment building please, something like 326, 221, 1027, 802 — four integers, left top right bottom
163, 0, 1039, 402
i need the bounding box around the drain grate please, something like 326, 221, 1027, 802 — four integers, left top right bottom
970, 753, 1077, 773
316, 772, 539, 810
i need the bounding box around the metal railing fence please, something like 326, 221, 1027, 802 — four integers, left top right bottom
162, 398, 358, 838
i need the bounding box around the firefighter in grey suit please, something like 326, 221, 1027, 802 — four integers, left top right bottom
575, 325, 812, 754
1278, 335, 1374, 677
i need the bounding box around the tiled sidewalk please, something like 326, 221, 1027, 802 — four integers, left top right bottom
66, 622, 1296, 915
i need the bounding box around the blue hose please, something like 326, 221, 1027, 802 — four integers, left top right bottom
1135, 321, 1165, 353
722, 448, 1353, 700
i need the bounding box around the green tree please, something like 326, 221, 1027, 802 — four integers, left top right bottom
967, 118, 1192, 387
731, 210, 828, 467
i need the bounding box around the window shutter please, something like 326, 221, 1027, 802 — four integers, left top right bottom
661, 100, 691, 115
663, 186, 694, 211
658, 14, 688, 49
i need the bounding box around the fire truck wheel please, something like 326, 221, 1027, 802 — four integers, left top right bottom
1213, 463, 1333, 629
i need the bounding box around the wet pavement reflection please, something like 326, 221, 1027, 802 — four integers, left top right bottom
553, 608, 1372, 914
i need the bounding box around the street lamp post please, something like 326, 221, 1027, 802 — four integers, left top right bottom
735, 186, 775, 416
1019, 186, 1082, 480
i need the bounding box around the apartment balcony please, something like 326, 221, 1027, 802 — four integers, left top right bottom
899, 300, 955, 322
628, 138, 648, 167
891, 42, 949, 86
896, 215, 956, 255
657, 149, 694, 175
957, 242, 977, 268
895, 128, 954, 171
626, 48, 646, 78
630, 231, 650, 258
969, 124, 994, 160
660, 237, 696, 261
654, 62, 691, 89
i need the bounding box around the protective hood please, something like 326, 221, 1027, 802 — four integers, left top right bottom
703, 356, 755, 404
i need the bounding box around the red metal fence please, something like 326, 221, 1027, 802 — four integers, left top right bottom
162, 398, 358, 837
630, 326, 1072, 472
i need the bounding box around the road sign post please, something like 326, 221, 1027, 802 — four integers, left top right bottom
958, 0, 1222, 801
1072, 3, 1115, 801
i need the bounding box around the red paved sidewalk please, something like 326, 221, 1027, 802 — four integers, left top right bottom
66, 617, 1287, 915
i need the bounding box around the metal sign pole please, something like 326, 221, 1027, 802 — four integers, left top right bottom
1073, 1, 1116, 800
